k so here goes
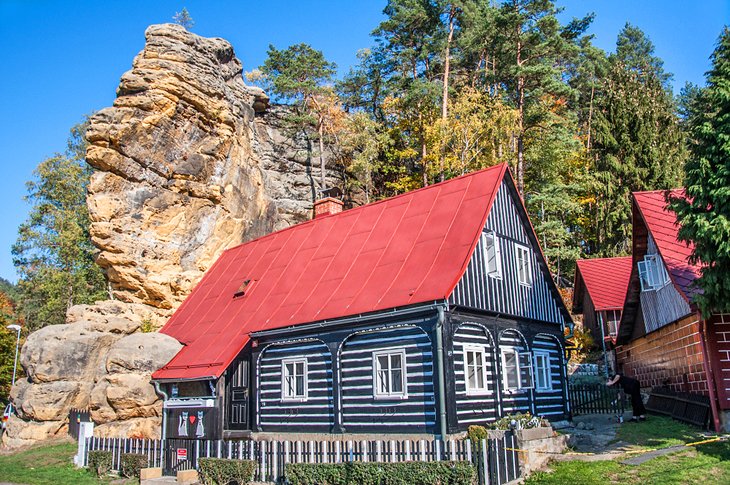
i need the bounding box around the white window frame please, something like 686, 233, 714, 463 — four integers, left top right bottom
483, 231, 502, 279
463, 345, 492, 395
638, 254, 670, 292
515, 244, 533, 287
281, 358, 308, 402
533, 351, 553, 392
501, 347, 534, 391
372, 349, 408, 400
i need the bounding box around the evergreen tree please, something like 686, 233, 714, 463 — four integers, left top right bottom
257, 44, 337, 190
671, 27, 730, 316
589, 25, 685, 256
12, 122, 107, 331
493, 0, 591, 196
173, 7, 194, 30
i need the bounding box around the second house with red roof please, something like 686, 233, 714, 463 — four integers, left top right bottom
150, 164, 572, 440
574, 189, 730, 432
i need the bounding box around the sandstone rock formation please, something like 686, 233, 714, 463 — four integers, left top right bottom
3, 24, 354, 447
86, 23, 347, 311
3, 301, 181, 447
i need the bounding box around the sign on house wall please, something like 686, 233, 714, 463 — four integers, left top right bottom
165, 407, 218, 440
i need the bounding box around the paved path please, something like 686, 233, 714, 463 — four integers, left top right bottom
620, 445, 686, 465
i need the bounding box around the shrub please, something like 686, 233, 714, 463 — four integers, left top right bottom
87, 450, 113, 477
489, 412, 548, 430
286, 461, 475, 485
198, 458, 256, 485
120, 452, 148, 478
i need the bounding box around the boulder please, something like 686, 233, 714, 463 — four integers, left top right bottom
106, 332, 182, 374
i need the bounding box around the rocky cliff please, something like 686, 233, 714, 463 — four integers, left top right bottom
3, 24, 349, 447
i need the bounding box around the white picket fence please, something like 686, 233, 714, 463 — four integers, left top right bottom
84, 434, 521, 484
83, 437, 164, 469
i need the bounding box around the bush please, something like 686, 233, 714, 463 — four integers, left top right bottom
286, 461, 476, 485
87, 450, 113, 477
120, 452, 148, 478
198, 458, 256, 485
489, 412, 548, 430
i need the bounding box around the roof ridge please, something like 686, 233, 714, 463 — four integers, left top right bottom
577, 256, 632, 263
632, 188, 683, 196
222, 163, 509, 254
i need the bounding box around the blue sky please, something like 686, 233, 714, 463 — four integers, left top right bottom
0, 0, 727, 282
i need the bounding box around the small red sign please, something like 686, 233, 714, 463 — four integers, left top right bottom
177, 448, 188, 461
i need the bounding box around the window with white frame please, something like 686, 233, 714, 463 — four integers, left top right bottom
638, 254, 670, 291
603, 310, 621, 337
533, 351, 553, 391
281, 358, 307, 401
502, 348, 534, 391
483, 231, 502, 278
373, 349, 407, 398
515, 245, 533, 286
463, 345, 490, 395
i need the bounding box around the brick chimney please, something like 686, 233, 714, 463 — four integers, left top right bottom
313, 197, 344, 218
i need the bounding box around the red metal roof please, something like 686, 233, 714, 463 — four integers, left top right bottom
575, 257, 632, 311
633, 190, 701, 302
153, 164, 509, 381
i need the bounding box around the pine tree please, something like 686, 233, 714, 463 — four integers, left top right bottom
671, 27, 730, 316
258, 44, 337, 190
173, 8, 194, 30
493, 0, 591, 196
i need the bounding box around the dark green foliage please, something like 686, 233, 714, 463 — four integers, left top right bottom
87, 450, 113, 478
198, 458, 256, 485
671, 27, 730, 316
120, 453, 148, 478
12, 121, 107, 330
286, 460, 476, 485
589, 24, 685, 256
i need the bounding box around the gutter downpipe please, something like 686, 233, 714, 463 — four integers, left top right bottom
697, 314, 722, 432
436, 306, 448, 440
153, 381, 169, 457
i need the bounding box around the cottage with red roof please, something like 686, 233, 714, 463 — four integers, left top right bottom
151, 164, 572, 441
572, 256, 632, 373
578, 189, 730, 432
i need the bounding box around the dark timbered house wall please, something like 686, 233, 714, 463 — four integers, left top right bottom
452, 323, 500, 426
497, 329, 532, 415
449, 181, 565, 325
256, 339, 335, 432
339, 325, 436, 434
532, 334, 567, 418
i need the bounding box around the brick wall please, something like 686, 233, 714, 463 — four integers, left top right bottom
615, 314, 709, 394
708, 313, 730, 410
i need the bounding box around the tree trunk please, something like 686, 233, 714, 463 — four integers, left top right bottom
586, 85, 595, 150
440, 6, 456, 182
515, 2, 525, 197
318, 120, 326, 190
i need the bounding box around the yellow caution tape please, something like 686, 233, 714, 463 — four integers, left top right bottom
502, 435, 727, 457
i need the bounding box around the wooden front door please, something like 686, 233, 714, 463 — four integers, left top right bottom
227, 359, 249, 430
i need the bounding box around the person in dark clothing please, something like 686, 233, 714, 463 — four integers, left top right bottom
607, 373, 646, 422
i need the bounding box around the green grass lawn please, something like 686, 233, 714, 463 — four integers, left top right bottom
0, 441, 133, 485
526, 416, 730, 485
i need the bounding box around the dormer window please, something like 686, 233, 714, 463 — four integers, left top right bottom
637, 254, 669, 292
483, 231, 502, 278
515, 245, 532, 287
